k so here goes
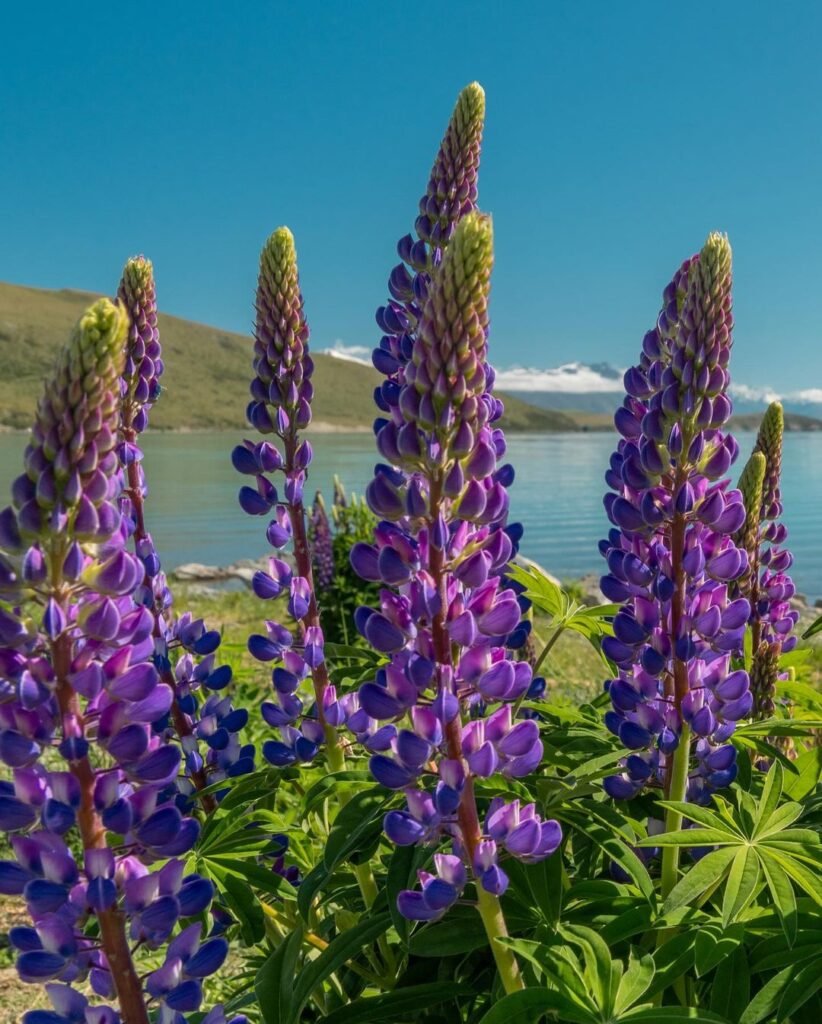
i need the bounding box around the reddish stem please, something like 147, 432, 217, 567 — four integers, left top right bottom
52, 630, 149, 1024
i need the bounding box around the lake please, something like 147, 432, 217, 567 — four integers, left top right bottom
0, 431, 820, 600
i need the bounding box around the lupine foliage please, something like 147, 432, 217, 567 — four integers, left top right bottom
2, 83, 822, 1024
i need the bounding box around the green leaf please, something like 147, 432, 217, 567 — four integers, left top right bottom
563, 925, 614, 1012
561, 812, 654, 900
615, 947, 655, 1013
205, 856, 297, 901
477, 988, 596, 1024
524, 841, 564, 927
256, 927, 302, 1024
754, 800, 803, 839
694, 922, 745, 977
721, 847, 760, 927
768, 849, 822, 905
710, 946, 750, 1018
320, 982, 471, 1023
647, 933, 697, 999
323, 788, 390, 869
783, 747, 822, 801
738, 958, 822, 1024
654, 801, 741, 837
801, 612, 822, 639
301, 771, 373, 816
753, 759, 783, 833
408, 905, 491, 957
621, 1009, 732, 1022
386, 844, 424, 946
288, 913, 391, 1024
297, 861, 327, 921
219, 871, 265, 945
778, 960, 822, 1021
760, 853, 798, 946
641, 828, 736, 848
662, 847, 737, 914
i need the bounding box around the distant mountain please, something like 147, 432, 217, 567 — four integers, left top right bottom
496, 360, 822, 429
0, 281, 576, 433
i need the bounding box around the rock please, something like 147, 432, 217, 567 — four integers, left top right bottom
172, 562, 229, 581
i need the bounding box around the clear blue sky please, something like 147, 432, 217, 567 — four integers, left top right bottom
1, 1, 820, 392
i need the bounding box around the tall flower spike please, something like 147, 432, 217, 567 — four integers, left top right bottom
0, 299, 218, 1024
734, 401, 797, 723
374, 83, 486, 433
237, 227, 346, 771
115, 259, 253, 813
350, 212, 558, 996
7, 300, 126, 546
600, 234, 753, 839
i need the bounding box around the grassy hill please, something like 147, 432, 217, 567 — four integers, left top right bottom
0, 281, 577, 433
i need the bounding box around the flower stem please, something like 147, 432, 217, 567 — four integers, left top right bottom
660, 722, 692, 901
475, 884, 523, 995
52, 628, 149, 1024
429, 479, 524, 994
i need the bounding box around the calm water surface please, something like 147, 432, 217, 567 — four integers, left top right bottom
1, 431, 820, 599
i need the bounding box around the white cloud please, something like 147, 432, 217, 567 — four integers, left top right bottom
730, 383, 784, 403
730, 384, 822, 406
494, 362, 625, 393
320, 340, 372, 366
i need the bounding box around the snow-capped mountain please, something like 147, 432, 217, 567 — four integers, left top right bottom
496, 361, 822, 420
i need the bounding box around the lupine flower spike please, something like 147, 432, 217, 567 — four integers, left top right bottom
373, 83, 489, 435
0, 300, 226, 1023
235, 227, 347, 771
735, 401, 798, 718
599, 234, 753, 896
349, 211, 559, 995
116, 258, 253, 815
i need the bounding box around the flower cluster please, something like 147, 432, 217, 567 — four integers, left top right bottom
349, 209, 560, 923
308, 491, 334, 591
372, 83, 496, 434
0, 300, 230, 1022
236, 227, 345, 770
115, 258, 253, 810
600, 233, 754, 805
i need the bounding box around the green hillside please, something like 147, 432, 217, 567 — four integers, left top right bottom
0, 281, 577, 433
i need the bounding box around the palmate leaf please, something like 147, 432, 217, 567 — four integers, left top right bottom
662, 847, 737, 914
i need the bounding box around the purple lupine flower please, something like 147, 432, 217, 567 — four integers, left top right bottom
237, 227, 346, 770
372, 83, 493, 436
734, 401, 797, 718
115, 258, 254, 812
0, 300, 220, 1023
600, 234, 754, 806
308, 491, 334, 590
350, 211, 560, 923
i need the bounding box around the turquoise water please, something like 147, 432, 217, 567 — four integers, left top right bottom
0, 430, 820, 599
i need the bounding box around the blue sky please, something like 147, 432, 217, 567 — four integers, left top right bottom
1, 1, 820, 394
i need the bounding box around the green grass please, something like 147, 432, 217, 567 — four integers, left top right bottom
0, 280, 579, 434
